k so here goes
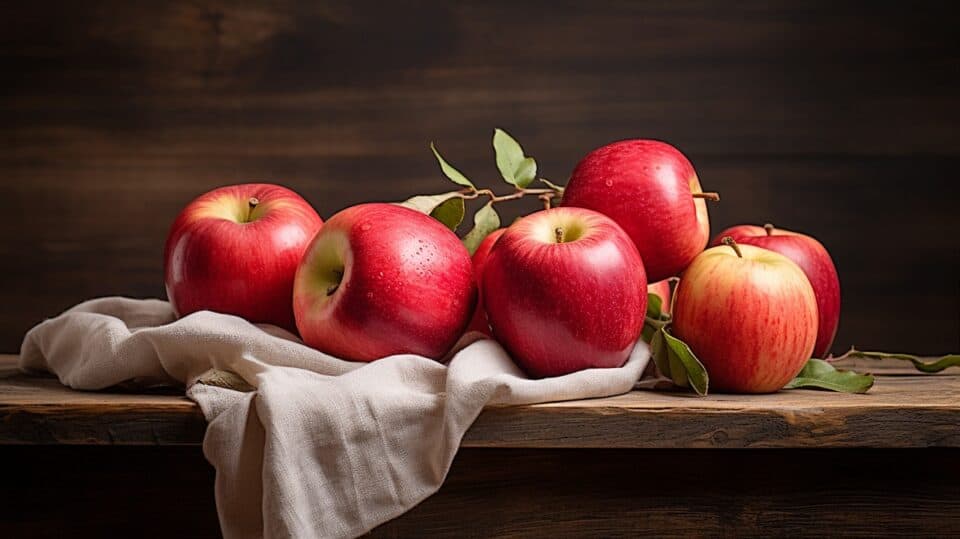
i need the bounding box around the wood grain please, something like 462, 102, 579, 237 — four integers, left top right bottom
3, 355, 958, 448
0, 371, 206, 446
373, 448, 960, 538
1, 1, 958, 355
3, 446, 957, 538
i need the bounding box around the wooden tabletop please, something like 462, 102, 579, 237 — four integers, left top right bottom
2, 354, 957, 448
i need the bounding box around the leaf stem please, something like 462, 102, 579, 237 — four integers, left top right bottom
644, 315, 670, 329
539, 178, 567, 193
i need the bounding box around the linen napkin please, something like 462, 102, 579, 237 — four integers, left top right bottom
19, 297, 650, 538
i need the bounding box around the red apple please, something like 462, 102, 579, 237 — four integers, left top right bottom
482, 207, 647, 378
647, 279, 674, 315
466, 228, 507, 336
293, 203, 476, 361
164, 183, 323, 333
672, 239, 818, 393
562, 140, 715, 282
711, 224, 840, 358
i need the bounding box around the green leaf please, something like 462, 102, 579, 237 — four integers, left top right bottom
492, 128, 537, 188
646, 293, 663, 320
399, 192, 461, 213
399, 192, 466, 231
641, 323, 657, 344
429, 197, 465, 231
668, 346, 690, 388
832, 349, 960, 373
641, 294, 669, 344
662, 329, 709, 396
430, 143, 475, 189
650, 327, 709, 396
462, 203, 501, 255
514, 157, 537, 188
785, 358, 874, 393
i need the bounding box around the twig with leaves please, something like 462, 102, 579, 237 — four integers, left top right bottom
400, 128, 565, 254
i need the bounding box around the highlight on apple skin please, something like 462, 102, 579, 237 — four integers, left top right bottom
562, 139, 713, 282
164, 183, 323, 333
466, 228, 507, 336
293, 203, 477, 362
672, 240, 819, 393
711, 224, 841, 358
481, 207, 647, 378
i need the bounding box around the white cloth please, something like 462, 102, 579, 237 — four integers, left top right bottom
19, 297, 650, 538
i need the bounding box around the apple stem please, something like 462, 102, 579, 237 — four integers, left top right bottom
764, 223, 775, 236
691, 192, 720, 201
555, 227, 565, 244
239, 197, 262, 223
722, 236, 743, 258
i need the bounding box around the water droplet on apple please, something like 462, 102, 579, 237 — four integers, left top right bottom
604, 179, 613, 187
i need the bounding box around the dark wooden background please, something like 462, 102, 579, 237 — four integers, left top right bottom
2, 0, 958, 354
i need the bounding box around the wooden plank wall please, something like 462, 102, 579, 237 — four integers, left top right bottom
1, 1, 958, 354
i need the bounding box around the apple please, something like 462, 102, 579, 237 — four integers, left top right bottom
711, 224, 840, 358
482, 207, 647, 378
466, 228, 507, 336
562, 139, 715, 282
293, 203, 476, 361
647, 279, 674, 315
672, 239, 818, 393
164, 183, 323, 333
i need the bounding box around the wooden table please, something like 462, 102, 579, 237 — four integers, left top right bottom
2, 354, 958, 537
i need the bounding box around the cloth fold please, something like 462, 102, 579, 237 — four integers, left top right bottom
20, 297, 650, 538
